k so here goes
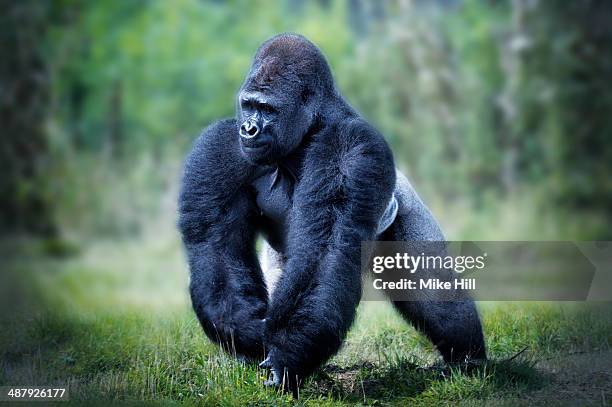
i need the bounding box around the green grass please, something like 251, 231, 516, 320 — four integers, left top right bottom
1, 233, 611, 406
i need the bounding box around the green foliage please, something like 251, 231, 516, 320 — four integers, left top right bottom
47, 0, 351, 153
30, 0, 610, 238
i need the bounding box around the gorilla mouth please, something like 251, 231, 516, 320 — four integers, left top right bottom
242, 144, 268, 153
240, 142, 272, 163
240, 133, 273, 158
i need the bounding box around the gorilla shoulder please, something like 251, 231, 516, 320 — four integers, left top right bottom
184, 118, 254, 182
337, 117, 393, 155
189, 119, 240, 163
323, 117, 396, 189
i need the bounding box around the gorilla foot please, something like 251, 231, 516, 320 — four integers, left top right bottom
259, 356, 281, 387
259, 355, 300, 397
263, 369, 281, 387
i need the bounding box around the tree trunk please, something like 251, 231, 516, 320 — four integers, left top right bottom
0, 0, 55, 235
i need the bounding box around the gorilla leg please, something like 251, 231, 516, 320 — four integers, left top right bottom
378, 170, 487, 362
389, 298, 487, 362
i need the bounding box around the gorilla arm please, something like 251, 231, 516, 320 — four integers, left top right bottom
264, 120, 396, 389
178, 119, 268, 359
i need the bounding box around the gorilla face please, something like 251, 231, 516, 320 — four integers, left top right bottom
235, 33, 336, 166
237, 82, 315, 165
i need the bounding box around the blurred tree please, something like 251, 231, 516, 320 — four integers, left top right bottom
516, 0, 612, 215
346, 0, 389, 38
0, 0, 55, 235
105, 79, 123, 156
544, 0, 612, 214
6, 0, 607, 238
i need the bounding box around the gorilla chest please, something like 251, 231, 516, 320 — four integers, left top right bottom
253, 165, 296, 220
252, 164, 298, 250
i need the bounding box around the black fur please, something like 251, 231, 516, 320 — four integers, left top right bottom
178, 33, 485, 394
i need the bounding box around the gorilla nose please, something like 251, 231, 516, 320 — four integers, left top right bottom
240, 121, 260, 139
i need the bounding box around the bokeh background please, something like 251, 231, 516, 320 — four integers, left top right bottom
2, 0, 612, 404
3, 0, 612, 241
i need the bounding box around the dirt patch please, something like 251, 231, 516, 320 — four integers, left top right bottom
517, 350, 612, 406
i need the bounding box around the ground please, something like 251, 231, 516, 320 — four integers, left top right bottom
1, 232, 611, 406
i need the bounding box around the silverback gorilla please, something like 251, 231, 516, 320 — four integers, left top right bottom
178, 33, 486, 394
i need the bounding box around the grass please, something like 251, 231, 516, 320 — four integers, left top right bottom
1, 229, 611, 406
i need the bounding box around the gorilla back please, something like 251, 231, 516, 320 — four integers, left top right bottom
178, 33, 485, 394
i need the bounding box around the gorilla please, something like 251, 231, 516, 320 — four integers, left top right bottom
178, 33, 486, 394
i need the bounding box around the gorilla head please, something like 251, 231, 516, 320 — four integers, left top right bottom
236, 33, 335, 165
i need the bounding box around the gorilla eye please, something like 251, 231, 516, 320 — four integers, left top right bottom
259, 103, 276, 114
241, 99, 254, 110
